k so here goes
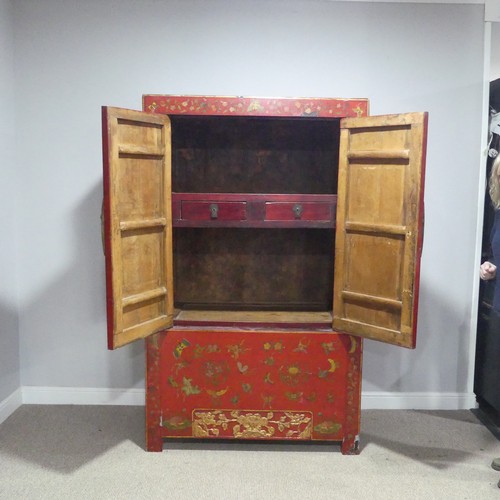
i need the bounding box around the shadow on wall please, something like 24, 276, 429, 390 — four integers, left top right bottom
361, 277, 471, 397
0, 301, 20, 402
19, 180, 144, 396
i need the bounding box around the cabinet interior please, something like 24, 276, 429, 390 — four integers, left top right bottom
170, 115, 341, 327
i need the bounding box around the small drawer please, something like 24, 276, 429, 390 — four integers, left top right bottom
265, 202, 333, 222
181, 201, 247, 221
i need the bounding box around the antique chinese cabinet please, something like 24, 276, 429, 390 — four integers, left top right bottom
102, 95, 427, 454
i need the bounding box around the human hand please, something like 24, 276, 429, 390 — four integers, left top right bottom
480, 261, 497, 280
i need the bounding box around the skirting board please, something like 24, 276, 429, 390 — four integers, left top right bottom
0, 387, 478, 425
361, 392, 477, 410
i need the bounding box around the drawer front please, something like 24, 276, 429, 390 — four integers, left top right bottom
181, 201, 247, 221
172, 193, 337, 228
265, 202, 333, 222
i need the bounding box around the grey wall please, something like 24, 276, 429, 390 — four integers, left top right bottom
0, 0, 20, 403
8, 0, 485, 404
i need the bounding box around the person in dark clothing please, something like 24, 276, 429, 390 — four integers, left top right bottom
479, 154, 500, 486
481, 156, 500, 284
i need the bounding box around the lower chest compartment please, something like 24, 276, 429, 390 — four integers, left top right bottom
146, 328, 362, 453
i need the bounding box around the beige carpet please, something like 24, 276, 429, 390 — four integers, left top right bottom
1, 406, 500, 499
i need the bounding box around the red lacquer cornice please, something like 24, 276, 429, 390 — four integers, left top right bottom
143, 95, 368, 118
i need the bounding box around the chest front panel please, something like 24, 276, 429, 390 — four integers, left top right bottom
147, 328, 361, 452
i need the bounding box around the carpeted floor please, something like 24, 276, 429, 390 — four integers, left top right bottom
1, 406, 500, 499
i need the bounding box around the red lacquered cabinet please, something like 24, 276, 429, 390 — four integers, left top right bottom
102, 95, 427, 454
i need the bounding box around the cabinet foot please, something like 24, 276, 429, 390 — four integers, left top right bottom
146, 432, 163, 452
146, 441, 163, 452
341, 435, 360, 455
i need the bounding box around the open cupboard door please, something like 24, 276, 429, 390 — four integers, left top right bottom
333, 112, 427, 348
102, 107, 174, 349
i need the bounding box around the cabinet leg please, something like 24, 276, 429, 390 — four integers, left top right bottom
341, 434, 360, 455
146, 430, 163, 452
146, 334, 163, 452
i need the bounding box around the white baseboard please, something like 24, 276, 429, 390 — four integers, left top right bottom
9, 386, 477, 410
0, 388, 22, 424
361, 392, 477, 410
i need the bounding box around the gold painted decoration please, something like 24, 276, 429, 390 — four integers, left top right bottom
161, 415, 192, 431
173, 339, 190, 358
314, 420, 342, 435
192, 410, 313, 440
158, 329, 361, 441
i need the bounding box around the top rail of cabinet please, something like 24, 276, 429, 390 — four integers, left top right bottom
143, 95, 369, 119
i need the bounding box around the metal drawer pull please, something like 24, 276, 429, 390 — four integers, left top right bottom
210, 203, 219, 219
293, 203, 303, 219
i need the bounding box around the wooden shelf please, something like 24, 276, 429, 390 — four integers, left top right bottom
173, 309, 333, 329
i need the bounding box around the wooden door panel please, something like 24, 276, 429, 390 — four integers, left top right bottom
102, 107, 174, 349
344, 232, 404, 300
346, 162, 405, 225
333, 112, 427, 348
116, 157, 165, 219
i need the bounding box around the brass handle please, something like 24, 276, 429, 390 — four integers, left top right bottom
293, 203, 303, 219
210, 203, 219, 219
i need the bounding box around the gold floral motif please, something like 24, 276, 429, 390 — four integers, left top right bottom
181, 377, 201, 396
279, 363, 309, 386
162, 415, 192, 431
247, 101, 264, 112
227, 341, 248, 360
293, 339, 310, 353
313, 420, 342, 435
263, 340, 284, 352
353, 105, 365, 117
192, 410, 312, 439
